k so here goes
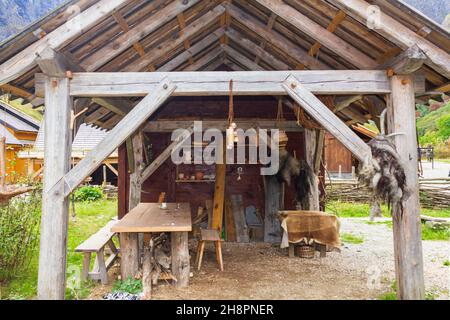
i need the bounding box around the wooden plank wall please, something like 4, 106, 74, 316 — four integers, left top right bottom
118, 96, 305, 224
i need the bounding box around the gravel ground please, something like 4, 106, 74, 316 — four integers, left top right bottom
89, 218, 449, 300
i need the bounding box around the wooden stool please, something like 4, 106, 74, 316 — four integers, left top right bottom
195, 229, 223, 271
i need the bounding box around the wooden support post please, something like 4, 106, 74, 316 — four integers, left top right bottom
128, 130, 144, 211
211, 162, 226, 232
119, 232, 139, 280
264, 175, 283, 243
387, 75, 424, 300
37, 77, 72, 300
171, 232, 190, 288
304, 129, 320, 211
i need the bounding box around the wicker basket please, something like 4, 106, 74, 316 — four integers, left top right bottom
297, 245, 315, 259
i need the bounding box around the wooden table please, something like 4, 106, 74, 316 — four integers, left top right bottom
111, 202, 192, 287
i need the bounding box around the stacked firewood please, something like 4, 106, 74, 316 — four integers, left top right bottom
141, 233, 176, 300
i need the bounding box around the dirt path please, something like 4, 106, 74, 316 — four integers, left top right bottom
89, 218, 449, 300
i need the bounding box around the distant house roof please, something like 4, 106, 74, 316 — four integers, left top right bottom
0, 100, 40, 145
34, 122, 109, 152
0, 100, 40, 132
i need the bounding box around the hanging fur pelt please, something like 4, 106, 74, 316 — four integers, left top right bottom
275, 149, 315, 205
358, 135, 410, 211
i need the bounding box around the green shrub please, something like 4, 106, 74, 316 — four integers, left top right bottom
0, 189, 41, 282
112, 277, 142, 294
74, 186, 103, 202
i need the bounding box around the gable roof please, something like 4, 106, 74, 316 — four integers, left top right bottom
0, 0, 448, 131
34, 122, 109, 151
0, 100, 40, 132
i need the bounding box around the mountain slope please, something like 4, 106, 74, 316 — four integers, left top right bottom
0, 0, 66, 42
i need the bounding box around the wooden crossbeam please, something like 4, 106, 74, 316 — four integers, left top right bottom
82, 0, 201, 71
59, 79, 176, 197
330, 0, 450, 78
140, 126, 194, 183
123, 5, 225, 72
0, 0, 129, 85
64, 71, 391, 97
255, 0, 377, 69
282, 75, 371, 162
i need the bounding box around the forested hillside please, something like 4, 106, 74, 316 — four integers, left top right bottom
0, 0, 66, 42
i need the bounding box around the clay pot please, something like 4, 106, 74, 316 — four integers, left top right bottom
195, 171, 204, 180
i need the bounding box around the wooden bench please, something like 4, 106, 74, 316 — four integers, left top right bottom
75, 219, 119, 284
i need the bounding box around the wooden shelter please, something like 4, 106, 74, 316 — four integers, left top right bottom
0, 0, 449, 300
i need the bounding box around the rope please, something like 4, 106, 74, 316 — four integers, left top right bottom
294, 96, 335, 130
227, 80, 234, 126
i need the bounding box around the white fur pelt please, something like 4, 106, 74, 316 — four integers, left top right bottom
359, 135, 410, 211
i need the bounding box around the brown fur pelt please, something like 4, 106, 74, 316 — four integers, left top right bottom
359, 135, 409, 210
276, 149, 315, 205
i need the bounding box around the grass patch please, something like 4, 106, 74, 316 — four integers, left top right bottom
421, 223, 450, 241
326, 201, 390, 218
341, 232, 364, 244
1, 199, 117, 300
364, 220, 393, 228
326, 201, 450, 218
435, 159, 450, 164
443, 260, 450, 267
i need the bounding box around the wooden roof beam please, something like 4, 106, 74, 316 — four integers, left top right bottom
158, 29, 225, 71
255, 0, 378, 69
81, 0, 201, 71
226, 29, 290, 70
183, 45, 224, 71
254, 12, 277, 65
111, 10, 150, 69
226, 3, 328, 70
122, 5, 226, 72
0, 0, 130, 86
308, 10, 347, 57
177, 13, 195, 66
0, 83, 44, 107
329, 0, 450, 78
379, 44, 427, 75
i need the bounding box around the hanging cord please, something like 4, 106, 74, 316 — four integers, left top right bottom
227, 80, 234, 126
276, 97, 284, 130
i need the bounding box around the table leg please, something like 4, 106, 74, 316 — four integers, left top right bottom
171, 231, 190, 288
119, 232, 139, 280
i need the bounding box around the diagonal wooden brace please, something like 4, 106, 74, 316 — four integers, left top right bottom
57, 78, 176, 198
282, 74, 371, 163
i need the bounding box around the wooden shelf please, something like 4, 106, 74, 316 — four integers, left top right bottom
176, 180, 215, 183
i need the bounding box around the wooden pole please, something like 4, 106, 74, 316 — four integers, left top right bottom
37, 77, 72, 300
0, 136, 6, 189
387, 75, 424, 300
304, 129, 320, 210
171, 232, 190, 288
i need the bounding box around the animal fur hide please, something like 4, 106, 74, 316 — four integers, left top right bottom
275, 149, 315, 206
359, 135, 410, 210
